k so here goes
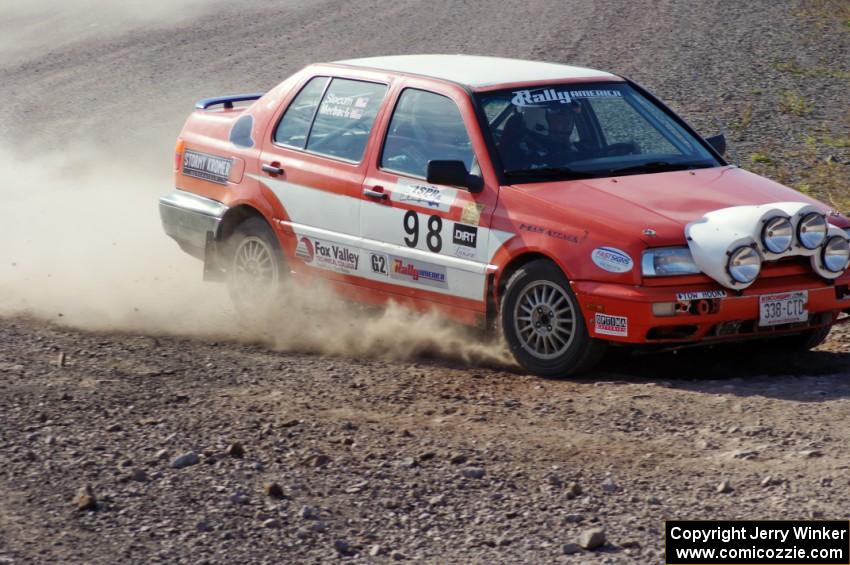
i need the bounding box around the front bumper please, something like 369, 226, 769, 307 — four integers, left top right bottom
159, 189, 228, 259
574, 275, 850, 344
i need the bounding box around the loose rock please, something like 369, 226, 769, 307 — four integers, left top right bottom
171, 452, 200, 469
306, 454, 331, 468
578, 528, 607, 550
461, 467, 485, 479
264, 482, 285, 499
333, 539, 354, 556
227, 442, 245, 458
717, 480, 734, 494
601, 478, 620, 493
74, 485, 97, 511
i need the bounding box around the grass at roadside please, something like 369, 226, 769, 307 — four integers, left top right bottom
736, 1, 850, 214
795, 0, 850, 30
747, 133, 850, 212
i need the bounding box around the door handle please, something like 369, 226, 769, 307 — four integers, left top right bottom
363, 186, 388, 200
262, 163, 284, 175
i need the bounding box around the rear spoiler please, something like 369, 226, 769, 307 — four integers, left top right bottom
194, 93, 264, 110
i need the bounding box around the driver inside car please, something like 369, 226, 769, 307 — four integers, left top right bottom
544, 101, 582, 150
499, 101, 583, 170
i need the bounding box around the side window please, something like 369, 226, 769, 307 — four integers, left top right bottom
274, 76, 329, 149
305, 78, 387, 162
381, 89, 474, 179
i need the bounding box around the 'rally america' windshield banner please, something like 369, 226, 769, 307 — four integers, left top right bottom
511, 88, 622, 107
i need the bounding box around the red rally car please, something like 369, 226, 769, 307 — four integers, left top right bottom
159, 55, 850, 376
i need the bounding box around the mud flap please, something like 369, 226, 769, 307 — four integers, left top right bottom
203, 230, 226, 282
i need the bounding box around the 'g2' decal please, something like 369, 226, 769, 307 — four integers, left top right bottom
370, 252, 388, 275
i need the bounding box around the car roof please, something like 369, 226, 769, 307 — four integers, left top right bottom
331, 54, 620, 89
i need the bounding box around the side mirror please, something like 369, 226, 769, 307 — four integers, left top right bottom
426, 160, 484, 193
706, 134, 726, 155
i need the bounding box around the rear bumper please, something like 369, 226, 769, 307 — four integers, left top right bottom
574, 275, 850, 344
159, 189, 228, 259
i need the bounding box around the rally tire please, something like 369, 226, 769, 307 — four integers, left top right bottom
225, 217, 286, 320
501, 259, 606, 377
775, 324, 833, 351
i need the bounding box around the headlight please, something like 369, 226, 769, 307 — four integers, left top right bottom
822, 236, 850, 273
797, 212, 827, 249
727, 245, 761, 283
761, 216, 793, 253
642, 247, 701, 277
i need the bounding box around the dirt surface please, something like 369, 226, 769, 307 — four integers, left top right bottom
1, 1, 849, 563
1, 320, 849, 564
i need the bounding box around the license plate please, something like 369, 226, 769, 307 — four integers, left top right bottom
759, 291, 808, 327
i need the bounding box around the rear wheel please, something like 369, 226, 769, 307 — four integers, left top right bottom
225, 217, 286, 320
501, 259, 606, 377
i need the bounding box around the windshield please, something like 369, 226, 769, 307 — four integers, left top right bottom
476, 82, 721, 182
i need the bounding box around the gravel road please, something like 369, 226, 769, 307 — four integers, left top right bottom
1, 1, 849, 563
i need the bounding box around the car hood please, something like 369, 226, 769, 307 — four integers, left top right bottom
511, 166, 844, 245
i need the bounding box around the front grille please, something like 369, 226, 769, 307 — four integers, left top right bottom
709, 312, 832, 338
758, 255, 812, 279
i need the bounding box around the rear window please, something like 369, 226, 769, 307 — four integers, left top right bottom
274, 76, 329, 149
306, 78, 387, 162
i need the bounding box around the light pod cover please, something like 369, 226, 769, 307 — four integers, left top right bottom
686, 204, 779, 290
811, 224, 850, 279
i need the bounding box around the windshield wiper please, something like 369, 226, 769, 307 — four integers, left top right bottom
504, 166, 596, 180
607, 161, 714, 176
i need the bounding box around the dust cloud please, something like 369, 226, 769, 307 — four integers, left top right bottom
0, 144, 511, 367
0, 0, 226, 60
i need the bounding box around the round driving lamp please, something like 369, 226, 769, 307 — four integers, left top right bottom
822, 236, 850, 273
797, 212, 827, 249
727, 246, 762, 284
761, 216, 793, 253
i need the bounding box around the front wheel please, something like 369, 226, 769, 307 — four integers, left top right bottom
225, 217, 286, 320
501, 259, 606, 377
765, 324, 833, 352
